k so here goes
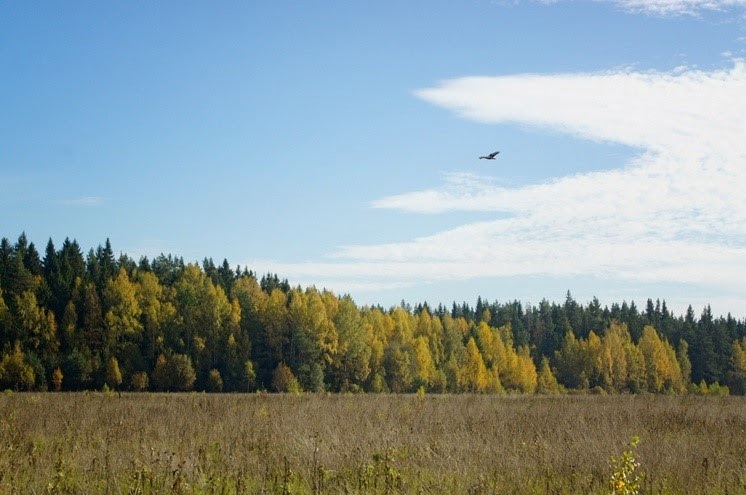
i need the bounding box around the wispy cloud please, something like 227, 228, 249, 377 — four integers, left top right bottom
57, 196, 105, 207
255, 62, 746, 312
610, 0, 746, 16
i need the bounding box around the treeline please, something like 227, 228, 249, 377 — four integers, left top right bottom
1, 233, 745, 394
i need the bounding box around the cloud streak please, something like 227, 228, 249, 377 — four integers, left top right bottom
257, 62, 746, 313
390, 64, 745, 288
611, 0, 746, 16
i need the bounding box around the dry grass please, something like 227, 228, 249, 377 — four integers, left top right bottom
0, 392, 745, 494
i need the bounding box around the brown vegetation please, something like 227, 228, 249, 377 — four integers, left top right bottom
0, 393, 745, 494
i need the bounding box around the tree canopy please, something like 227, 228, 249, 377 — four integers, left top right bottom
0, 234, 744, 394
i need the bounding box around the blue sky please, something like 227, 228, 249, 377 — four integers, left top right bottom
2, 1, 746, 317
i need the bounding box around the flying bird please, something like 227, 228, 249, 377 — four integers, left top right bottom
479, 151, 500, 160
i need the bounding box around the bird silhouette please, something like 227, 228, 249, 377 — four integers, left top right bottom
479, 151, 500, 160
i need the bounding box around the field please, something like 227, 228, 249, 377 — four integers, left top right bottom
0, 393, 745, 494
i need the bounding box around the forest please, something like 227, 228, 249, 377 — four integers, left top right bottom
1, 233, 745, 394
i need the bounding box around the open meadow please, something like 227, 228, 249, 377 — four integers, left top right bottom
0, 392, 745, 494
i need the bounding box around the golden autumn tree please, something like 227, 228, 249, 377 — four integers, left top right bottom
600, 321, 633, 393
727, 337, 746, 394
638, 325, 684, 393
287, 287, 339, 369
272, 362, 301, 393
585, 331, 605, 389
411, 335, 436, 390
512, 346, 538, 393
536, 356, 562, 394
104, 269, 143, 381
258, 288, 290, 368
731, 337, 746, 374
458, 337, 490, 392
361, 307, 390, 391
105, 356, 123, 390
14, 290, 59, 367
135, 270, 177, 365
330, 296, 371, 391
0, 342, 35, 390
104, 268, 143, 348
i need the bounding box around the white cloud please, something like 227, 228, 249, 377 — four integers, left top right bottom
611, 0, 746, 15
257, 62, 746, 314
414, 63, 746, 155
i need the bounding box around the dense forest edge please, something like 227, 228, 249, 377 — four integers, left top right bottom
0, 233, 744, 395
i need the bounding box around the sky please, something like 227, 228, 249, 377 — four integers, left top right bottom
2, 1, 746, 318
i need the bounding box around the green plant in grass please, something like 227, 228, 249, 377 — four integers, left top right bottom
609, 436, 643, 495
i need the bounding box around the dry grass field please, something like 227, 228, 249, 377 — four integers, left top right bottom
0, 392, 745, 494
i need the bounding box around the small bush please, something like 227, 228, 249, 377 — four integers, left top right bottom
609, 436, 643, 495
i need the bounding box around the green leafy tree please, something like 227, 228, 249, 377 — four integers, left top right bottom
151, 353, 196, 391
287, 288, 336, 383
81, 282, 105, 353
60, 300, 80, 353
173, 264, 240, 387
726, 337, 746, 394
60, 348, 94, 390
553, 331, 588, 390
383, 342, 413, 393
0, 285, 11, 343
169, 353, 197, 391
677, 339, 692, 386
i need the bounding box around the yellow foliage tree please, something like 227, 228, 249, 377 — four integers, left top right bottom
411, 335, 436, 389
585, 331, 604, 388
0, 342, 35, 390
52, 367, 63, 392
104, 268, 143, 351
601, 321, 633, 393
536, 356, 562, 394
105, 356, 122, 389
458, 338, 490, 392
513, 346, 538, 394
638, 325, 684, 393
14, 290, 59, 362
